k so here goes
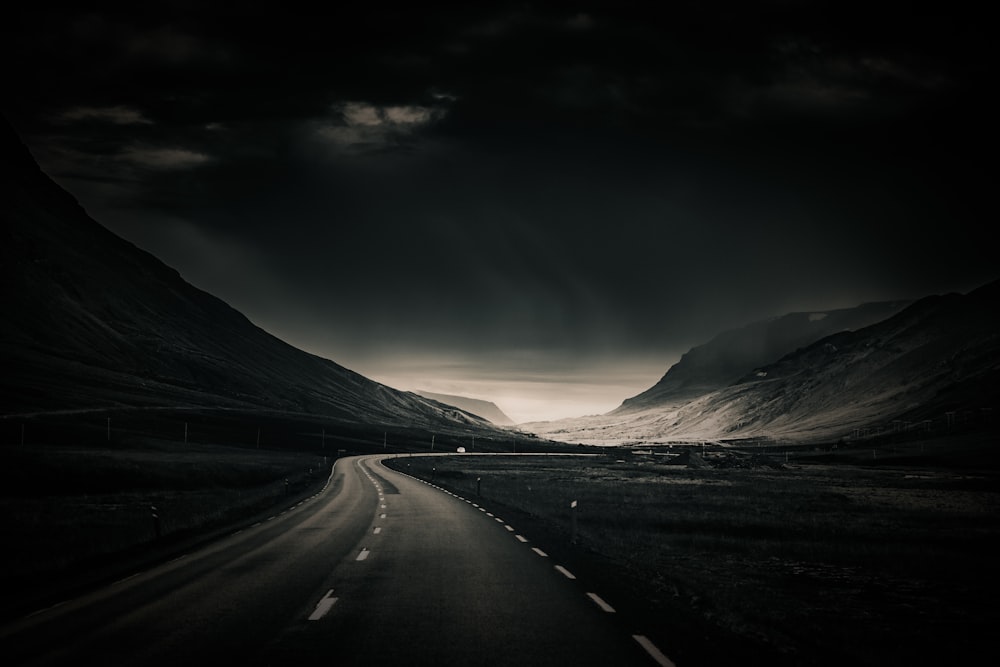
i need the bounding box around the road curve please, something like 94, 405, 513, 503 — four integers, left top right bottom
0, 454, 668, 667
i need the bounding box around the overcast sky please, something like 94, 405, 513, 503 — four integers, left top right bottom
3, 2, 994, 422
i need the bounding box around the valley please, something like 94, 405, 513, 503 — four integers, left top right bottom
391, 442, 1000, 666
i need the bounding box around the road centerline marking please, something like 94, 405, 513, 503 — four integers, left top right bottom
308, 589, 339, 621
632, 635, 676, 667
555, 565, 577, 579
587, 592, 616, 613
356, 548, 371, 561
532, 547, 549, 558
515, 535, 528, 542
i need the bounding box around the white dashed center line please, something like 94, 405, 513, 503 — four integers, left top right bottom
515, 535, 528, 543
554, 565, 577, 580
586, 592, 616, 613
632, 635, 676, 667
356, 548, 371, 561
531, 547, 549, 558
308, 589, 339, 621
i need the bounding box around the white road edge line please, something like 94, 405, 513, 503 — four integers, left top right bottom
111, 573, 141, 587
308, 589, 339, 621
587, 592, 616, 613
632, 635, 676, 667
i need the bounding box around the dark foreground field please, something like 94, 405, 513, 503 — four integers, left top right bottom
0, 439, 332, 619
389, 438, 1000, 667
4, 418, 997, 666
0, 408, 566, 622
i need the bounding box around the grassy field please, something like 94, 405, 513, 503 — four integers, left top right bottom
388, 441, 1000, 666
0, 435, 332, 618
0, 407, 572, 620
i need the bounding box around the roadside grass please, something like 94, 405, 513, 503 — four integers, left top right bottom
391, 453, 1000, 666
0, 440, 329, 586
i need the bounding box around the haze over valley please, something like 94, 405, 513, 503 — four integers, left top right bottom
2, 5, 998, 667
3, 3, 994, 426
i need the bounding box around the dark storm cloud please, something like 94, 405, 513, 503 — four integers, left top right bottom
3, 2, 993, 420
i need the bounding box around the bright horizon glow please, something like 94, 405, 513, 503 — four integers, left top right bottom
377, 376, 635, 425
356, 355, 673, 424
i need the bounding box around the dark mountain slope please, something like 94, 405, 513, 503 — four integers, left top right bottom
708, 280, 1000, 439
617, 301, 910, 413
0, 120, 493, 433
524, 282, 998, 444
415, 391, 515, 425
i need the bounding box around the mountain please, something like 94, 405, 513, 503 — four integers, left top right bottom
0, 119, 496, 434
415, 391, 515, 426
525, 283, 999, 445
616, 301, 910, 413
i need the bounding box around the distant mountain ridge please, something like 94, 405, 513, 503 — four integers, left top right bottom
617, 301, 911, 413
415, 391, 515, 425
0, 119, 498, 435
525, 282, 999, 444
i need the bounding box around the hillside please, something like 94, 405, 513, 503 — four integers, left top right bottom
0, 119, 499, 436
415, 391, 515, 426
525, 283, 999, 445
617, 301, 910, 413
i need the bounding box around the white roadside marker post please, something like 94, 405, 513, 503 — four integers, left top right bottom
571, 500, 578, 544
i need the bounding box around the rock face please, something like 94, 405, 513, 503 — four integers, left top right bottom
0, 119, 494, 434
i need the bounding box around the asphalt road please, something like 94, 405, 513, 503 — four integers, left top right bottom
0, 454, 673, 666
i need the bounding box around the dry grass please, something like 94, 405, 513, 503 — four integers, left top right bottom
392, 452, 1000, 666
0, 440, 329, 582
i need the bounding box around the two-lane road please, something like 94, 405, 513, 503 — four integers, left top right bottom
1, 455, 671, 666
